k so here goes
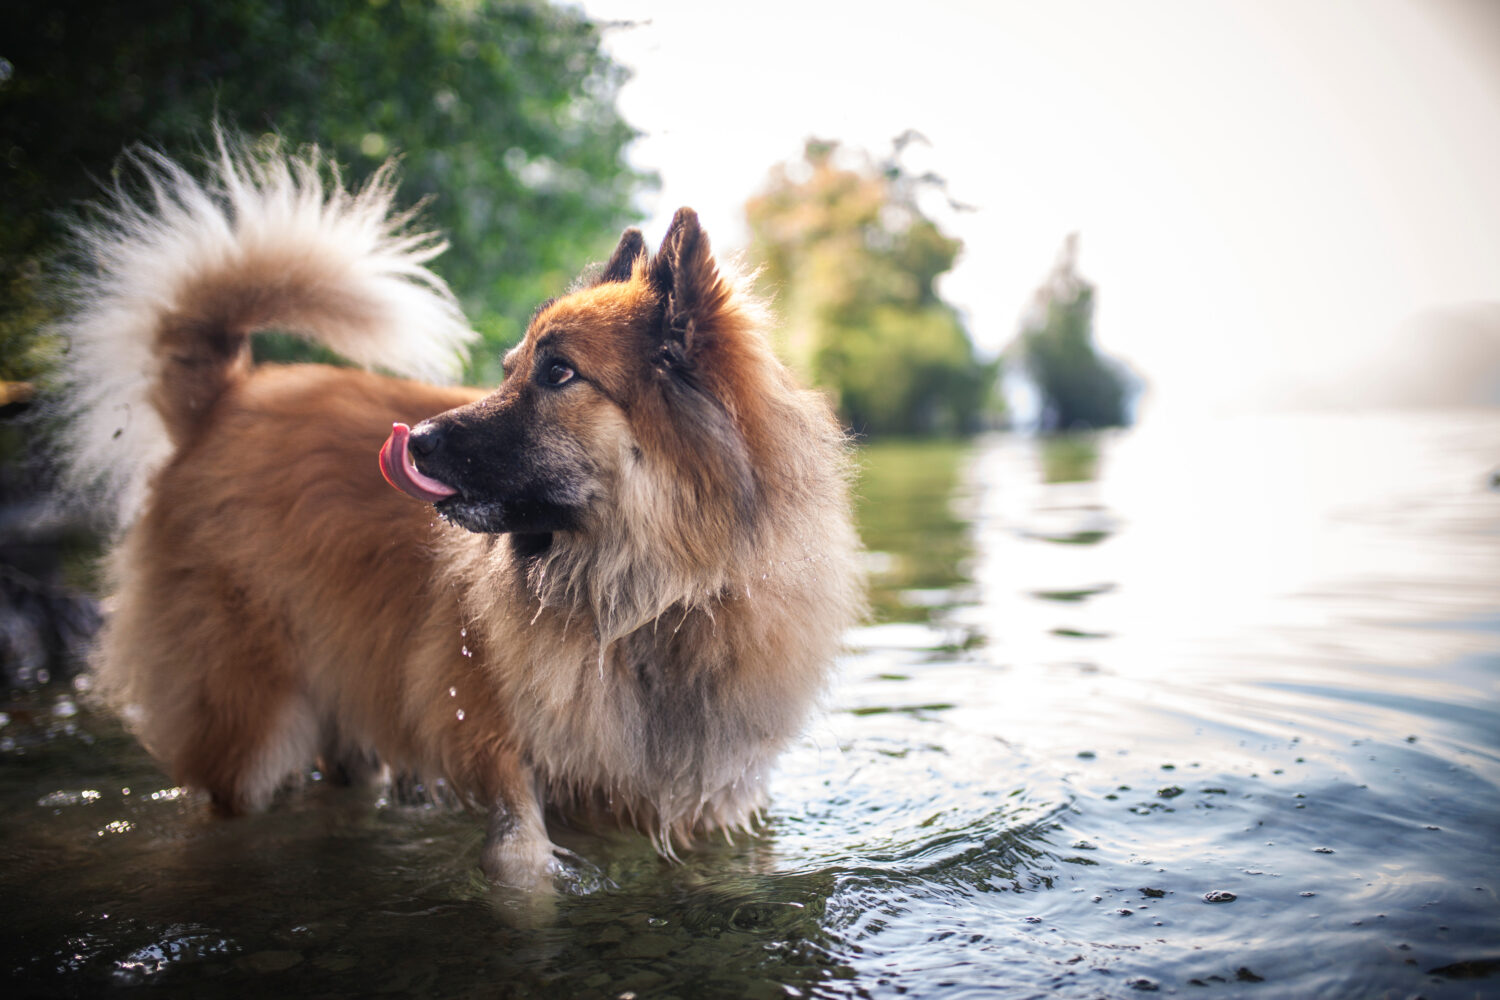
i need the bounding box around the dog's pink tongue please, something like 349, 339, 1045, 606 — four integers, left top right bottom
379, 423, 458, 503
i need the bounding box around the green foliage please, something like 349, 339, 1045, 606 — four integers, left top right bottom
0, 262, 60, 388
0, 0, 654, 385
1015, 235, 1131, 431
745, 138, 997, 437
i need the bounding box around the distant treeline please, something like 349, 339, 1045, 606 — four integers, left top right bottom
1, 0, 1129, 436
747, 138, 1132, 437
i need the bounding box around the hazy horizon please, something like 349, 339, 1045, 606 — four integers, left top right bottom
579, 0, 1500, 418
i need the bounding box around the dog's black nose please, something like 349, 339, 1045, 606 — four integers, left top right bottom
408, 421, 444, 457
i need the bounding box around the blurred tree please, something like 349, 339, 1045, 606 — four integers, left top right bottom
0, 0, 654, 385
745, 136, 997, 436
1014, 234, 1131, 431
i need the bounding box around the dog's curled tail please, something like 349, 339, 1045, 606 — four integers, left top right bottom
56, 132, 475, 531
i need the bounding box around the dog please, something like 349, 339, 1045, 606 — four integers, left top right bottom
57, 140, 863, 886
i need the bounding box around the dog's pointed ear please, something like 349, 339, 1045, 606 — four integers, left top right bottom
597, 228, 646, 285
648, 208, 721, 356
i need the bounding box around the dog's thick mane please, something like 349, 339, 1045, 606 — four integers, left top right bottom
437, 243, 863, 850
529, 262, 851, 643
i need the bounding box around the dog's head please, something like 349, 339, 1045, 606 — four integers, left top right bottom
381, 209, 764, 565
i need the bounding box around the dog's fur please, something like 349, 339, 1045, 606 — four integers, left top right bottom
58, 140, 862, 885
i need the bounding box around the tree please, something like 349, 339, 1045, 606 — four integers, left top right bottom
745, 136, 996, 436
0, 0, 654, 385
1014, 234, 1131, 431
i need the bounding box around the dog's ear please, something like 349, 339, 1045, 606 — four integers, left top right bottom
597, 228, 646, 285
646, 209, 754, 520
648, 208, 724, 360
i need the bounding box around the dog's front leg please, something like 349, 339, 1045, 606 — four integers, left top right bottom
480, 766, 561, 888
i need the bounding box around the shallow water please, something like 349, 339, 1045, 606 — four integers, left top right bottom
4, 409, 1499, 998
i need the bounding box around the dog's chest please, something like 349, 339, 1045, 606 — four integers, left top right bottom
620, 638, 730, 773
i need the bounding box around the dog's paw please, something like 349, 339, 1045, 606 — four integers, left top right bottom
480, 833, 558, 889
480, 836, 614, 895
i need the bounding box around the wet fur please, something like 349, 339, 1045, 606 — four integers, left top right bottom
59, 139, 863, 885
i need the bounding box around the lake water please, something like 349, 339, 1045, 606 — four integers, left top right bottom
3, 409, 1498, 998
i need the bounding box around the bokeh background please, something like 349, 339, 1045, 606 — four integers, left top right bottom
6, 0, 1498, 433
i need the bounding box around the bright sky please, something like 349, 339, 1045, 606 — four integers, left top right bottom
577, 0, 1500, 417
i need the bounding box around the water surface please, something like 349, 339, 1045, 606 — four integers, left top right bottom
4, 409, 1498, 997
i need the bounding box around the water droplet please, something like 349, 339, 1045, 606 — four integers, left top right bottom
461, 646, 472, 657
455, 709, 465, 721
448, 686, 457, 698
460, 628, 467, 637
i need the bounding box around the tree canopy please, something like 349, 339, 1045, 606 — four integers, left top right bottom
745, 137, 996, 437
0, 0, 654, 385
1013, 235, 1133, 432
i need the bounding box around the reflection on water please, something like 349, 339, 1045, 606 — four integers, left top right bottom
3, 410, 1499, 997
855, 439, 976, 626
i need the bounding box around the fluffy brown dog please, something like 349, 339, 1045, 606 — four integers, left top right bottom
59, 141, 862, 885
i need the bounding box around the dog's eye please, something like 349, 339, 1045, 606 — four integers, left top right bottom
542, 361, 575, 387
